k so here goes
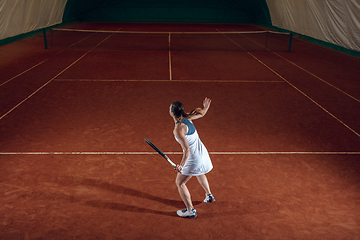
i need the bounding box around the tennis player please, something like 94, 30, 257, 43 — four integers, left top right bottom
170, 97, 215, 219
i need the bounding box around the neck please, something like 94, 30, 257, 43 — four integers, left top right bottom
172, 116, 183, 123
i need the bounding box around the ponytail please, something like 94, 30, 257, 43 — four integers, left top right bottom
171, 101, 203, 123
189, 108, 203, 118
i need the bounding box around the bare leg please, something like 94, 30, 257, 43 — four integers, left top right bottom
196, 174, 211, 195
175, 173, 193, 210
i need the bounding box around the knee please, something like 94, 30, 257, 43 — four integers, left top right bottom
176, 175, 191, 188
175, 178, 186, 188
175, 179, 182, 188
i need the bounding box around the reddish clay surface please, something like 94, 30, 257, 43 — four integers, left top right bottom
1, 22, 360, 239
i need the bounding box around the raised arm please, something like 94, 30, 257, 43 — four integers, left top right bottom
188, 97, 211, 120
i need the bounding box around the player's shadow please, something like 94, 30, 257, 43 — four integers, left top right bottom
84, 200, 176, 216
80, 178, 202, 216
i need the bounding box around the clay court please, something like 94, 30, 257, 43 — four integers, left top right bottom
1, 22, 360, 239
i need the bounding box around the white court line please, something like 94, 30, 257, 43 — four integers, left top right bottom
259, 61, 360, 138
0, 60, 48, 87
0, 29, 100, 89
54, 79, 284, 83
0, 152, 359, 155
273, 52, 360, 103
220, 34, 360, 138
0, 58, 87, 121
168, 33, 172, 81
0, 30, 119, 121
218, 32, 360, 138
53, 28, 270, 34
0, 27, 99, 88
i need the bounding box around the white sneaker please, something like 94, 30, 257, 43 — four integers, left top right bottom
176, 208, 197, 218
204, 193, 215, 203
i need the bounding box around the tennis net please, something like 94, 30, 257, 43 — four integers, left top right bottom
48, 28, 293, 52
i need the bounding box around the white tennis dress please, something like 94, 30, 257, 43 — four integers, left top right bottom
175, 118, 213, 176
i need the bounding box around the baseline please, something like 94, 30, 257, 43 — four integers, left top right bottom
53, 79, 284, 83
0, 151, 359, 155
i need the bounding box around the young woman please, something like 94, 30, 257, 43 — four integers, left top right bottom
169, 97, 215, 219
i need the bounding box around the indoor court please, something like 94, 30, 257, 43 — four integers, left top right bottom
1, 3, 360, 240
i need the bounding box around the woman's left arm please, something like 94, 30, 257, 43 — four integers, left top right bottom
189, 97, 211, 121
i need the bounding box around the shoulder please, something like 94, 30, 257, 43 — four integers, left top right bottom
183, 118, 194, 124
174, 121, 188, 135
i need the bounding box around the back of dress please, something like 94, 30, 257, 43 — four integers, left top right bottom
175, 118, 213, 176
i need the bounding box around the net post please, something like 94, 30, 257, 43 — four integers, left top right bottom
42, 28, 48, 49
288, 33, 293, 52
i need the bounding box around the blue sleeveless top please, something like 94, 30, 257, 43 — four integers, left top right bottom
176, 118, 196, 135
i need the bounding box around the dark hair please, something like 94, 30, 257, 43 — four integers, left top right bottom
171, 101, 203, 122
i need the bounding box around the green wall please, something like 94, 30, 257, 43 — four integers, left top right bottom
63, 0, 271, 24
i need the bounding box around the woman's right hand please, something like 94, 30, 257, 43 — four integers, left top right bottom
203, 97, 211, 109
175, 164, 183, 173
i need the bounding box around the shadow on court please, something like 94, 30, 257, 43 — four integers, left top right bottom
84, 200, 177, 217
53, 177, 203, 216
80, 178, 201, 207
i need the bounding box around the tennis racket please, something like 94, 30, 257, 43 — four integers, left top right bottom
144, 139, 180, 172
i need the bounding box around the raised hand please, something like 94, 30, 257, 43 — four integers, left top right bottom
203, 97, 211, 111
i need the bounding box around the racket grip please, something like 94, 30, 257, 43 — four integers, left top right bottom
165, 157, 176, 168
166, 157, 182, 173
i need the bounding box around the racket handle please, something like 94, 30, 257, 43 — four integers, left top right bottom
165, 156, 176, 168
166, 157, 182, 174
144, 139, 182, 173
